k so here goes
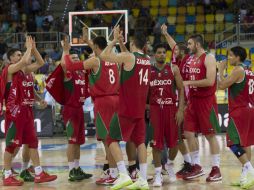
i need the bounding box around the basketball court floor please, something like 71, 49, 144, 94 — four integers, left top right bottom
0, 135, 251, 189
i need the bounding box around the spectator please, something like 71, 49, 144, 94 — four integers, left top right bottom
74, 0, 83, 11
31, 0, 41, 15
243, 10, 254, 32
35, 11, 44, 31
0, 36, 8, 59
38, 52, 51, 74
26, 17, 37, 33
240, 3, 248, 21
50, 46, 61, 61
10, 1, 19, 21
42, 18, 51, 32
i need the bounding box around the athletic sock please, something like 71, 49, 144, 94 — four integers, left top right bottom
34, 166, 43, 175
74, 159, 79, 169
22, 162, 29, 170
211, 154, 220, 167
68, 162, 75, 171
4, 170, 12, 179
116, 161, 128, 174
109, 168, 118, 178
190, 151, 200, 165
183, 153, 192, 163
139, 163, 147, 180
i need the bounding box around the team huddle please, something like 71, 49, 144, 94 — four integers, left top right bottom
1, 23, 254, 190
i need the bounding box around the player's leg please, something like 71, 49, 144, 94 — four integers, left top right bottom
108, 115, 133, 190
201, 97, 221, 182
3, 120, 24, 186
175, 141, 192, 178
126, 141, 139, 181
74, 109, 92, 180
152, 147, 163, 187
126, 119, 149, 190
183, 98, 211, 180
19, 145, 34, 182
24, 108, 57, 183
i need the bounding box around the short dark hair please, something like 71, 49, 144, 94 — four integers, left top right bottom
133, 32, 147, 50
7, 48, 20, 61
153, 43, 166, 53
69, 48, 79, 55
189, 34, 204, 48
92, 36, 107, 50
230, 46, 247, 62
177, 42, 189, 54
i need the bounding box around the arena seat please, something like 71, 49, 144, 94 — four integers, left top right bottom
167, 25, 176, 34
176, 15, 185, 24
196, 23, 205, 33
225, 13, 234, 22
196, 15, 205, 23
159, 0, 168, 7
215, 13, 225, 23
167, 16, 176, 25
196, 6, 204, 14
168, 7, 177, 15
132, 9, 140, 17
158, 16, 167, 24
206, 14, 215, 23
175, 34, 185, 42
176, 25, 185, 34
151, 0, 159, 7
177, 6, 186, 15
187, 6, 196, 15
186, 24, 195, 34
215, 23, 225, 32
159, 7, 168, 16
141, 0, 150, 8
186, 15, 196, 24
205, 23, 215, 33
150, 8, 159, 17
168, 0, 177, 6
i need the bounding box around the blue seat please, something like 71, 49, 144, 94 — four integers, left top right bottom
250, 47, 254, 54
243, 60, 251, 67
158, 16, 167, 25
186, 15, 196, 24
175, 34, 185, 42
215, 54, 227, 62
167, 25, 175, 34
225, 13, 234, 22
168, 0, 177, 6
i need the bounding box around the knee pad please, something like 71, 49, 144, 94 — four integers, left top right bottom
230, 144, 245, 158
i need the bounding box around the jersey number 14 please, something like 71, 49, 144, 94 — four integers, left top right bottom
139, 68, 149, 85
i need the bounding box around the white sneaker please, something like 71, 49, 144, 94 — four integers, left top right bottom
126, 177, 149, 190
111, 173, 132, 190
153, 173, 163, 187
165, 163, 176, 183
240, 170, 254, 189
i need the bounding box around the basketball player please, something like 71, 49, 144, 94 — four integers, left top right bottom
218, 46, 254, 189
98, 26, 151, 190
2, 36, 57, 186
63, 28, 118, 185
148, 43, 184, 187
46, 38, 92, 181
161, 24, 193, 178
182, 34, 222, 182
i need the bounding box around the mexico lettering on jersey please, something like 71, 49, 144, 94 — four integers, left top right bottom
119, 52, 151, 118
89, 59, 119, 98
149, 64, 177, 106
64, 70, 87, 107
188, 52, 216, 97
6, 71, 35, 119
229, 67, 254, 112
171, 44, 191, 81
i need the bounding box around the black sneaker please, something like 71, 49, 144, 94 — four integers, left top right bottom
76, 167, 92, 179
176, 161, 192, 178
19, 169, 34, 182
68, 168, 84, 181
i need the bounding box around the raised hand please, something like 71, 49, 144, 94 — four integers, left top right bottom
25, 35, 33, 50
61, 36, 71, 53
113, 25, 120, 41
32, 37, 36, 50
82, 27, 89, 42
161, 24, 168, 35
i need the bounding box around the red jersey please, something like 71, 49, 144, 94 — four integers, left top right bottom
149, 64, 177, 106
64, 70, 87, 107
89, 59, 119, 98
188, 53, 216, 97
119, 52, 151, 118
6, 71, 35, 119
172, 55, 191, 81
229, 68, 254, 112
